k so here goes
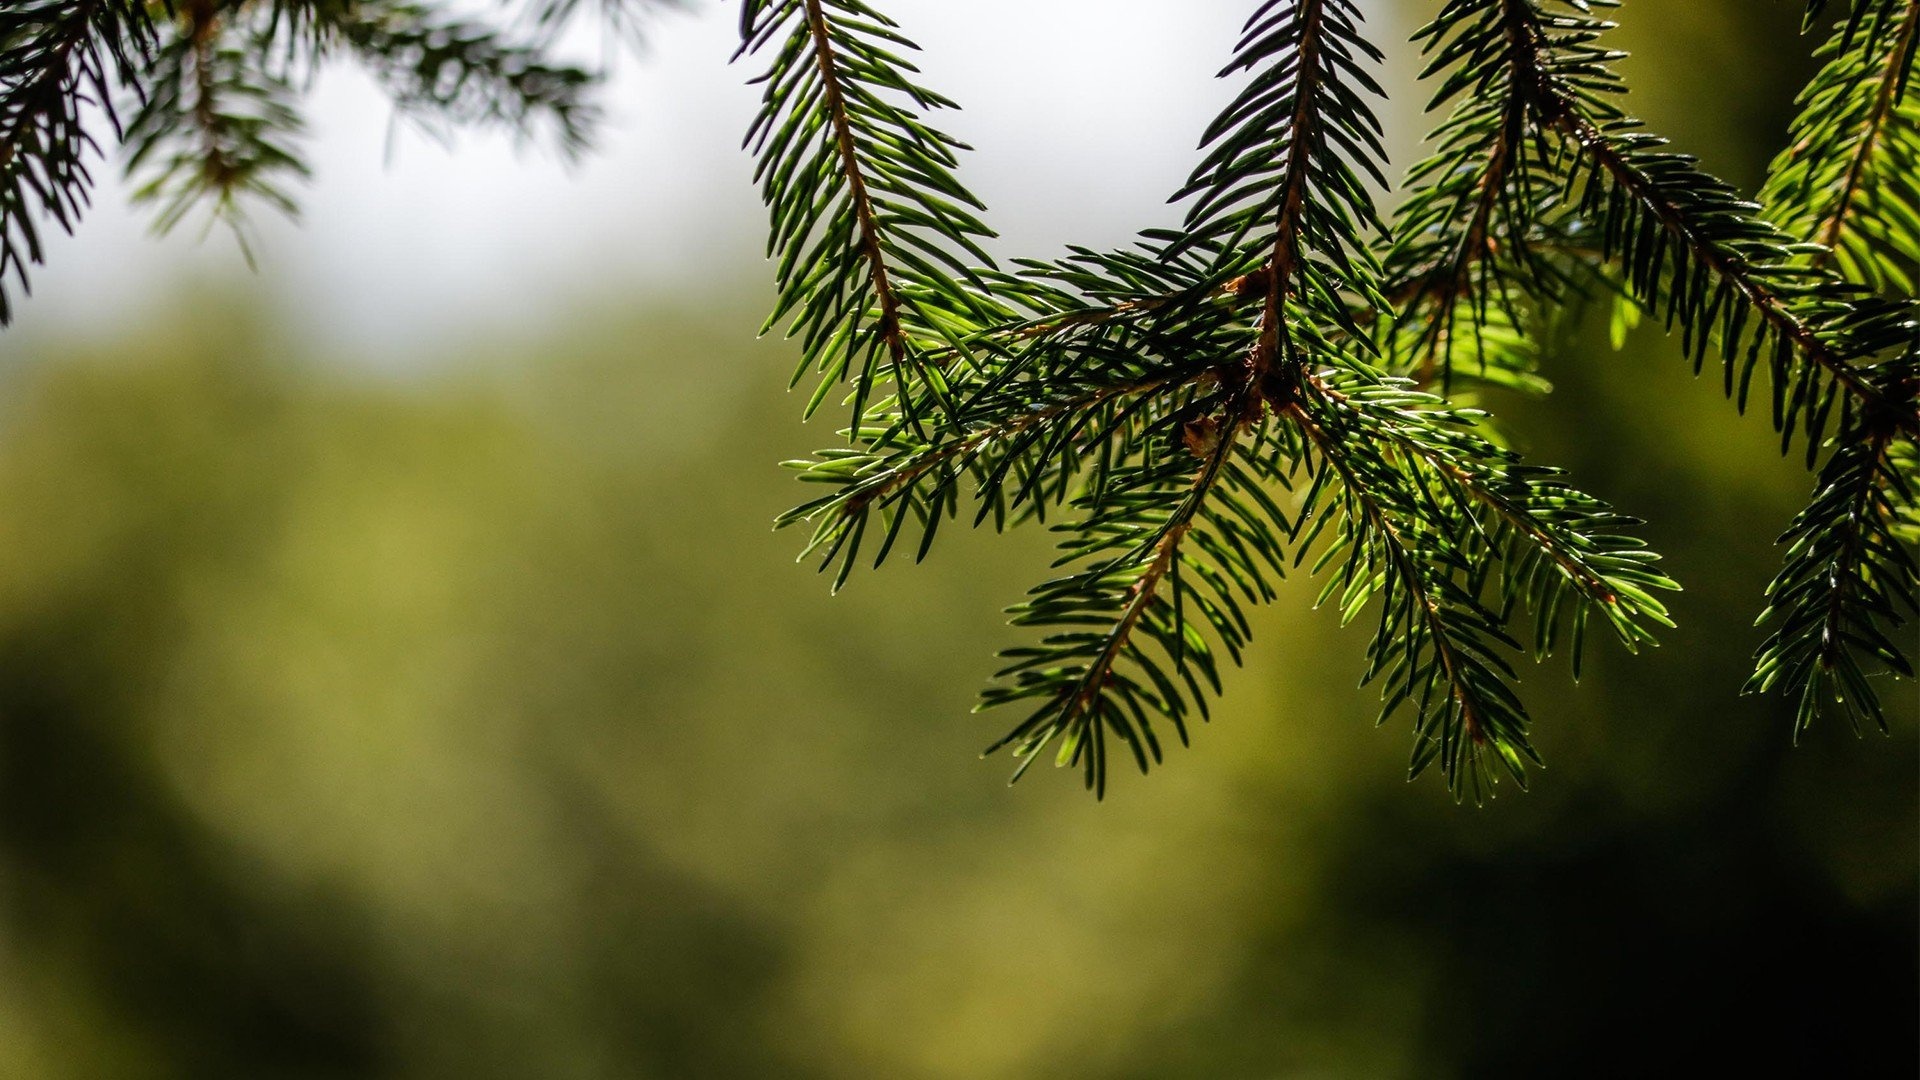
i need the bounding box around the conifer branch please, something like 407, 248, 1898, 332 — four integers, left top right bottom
1252, 0, 1327, 378
1813, 1, 1918, 266
1171, 0, 1387, 346
1550, 107, 1914, 435
737, 0, 998, 426
979, 406, 1266, 796
1384, 0, 1559, 389
779, 0, 1694, 799
779, 364, 1215, 590
799, 0, 906, 384
338, 0, 598, 155
1275, 358, 1677, 796
8, 0, 1911, 799
1749, 391, 1920, 735
1285, 390, 1529, 798
125, 3, 309, 247
1301, 367, 1676, 665
0, 0, 157, 322
1766, 0, 1920, 293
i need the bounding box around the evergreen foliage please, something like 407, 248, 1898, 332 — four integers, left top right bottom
0, 0, 640, 318
3, 0, 1916, 798
765, 0, 1914, 798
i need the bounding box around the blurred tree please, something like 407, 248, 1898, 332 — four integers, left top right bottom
2, 0, 1916, 801
0, 0, 680, 317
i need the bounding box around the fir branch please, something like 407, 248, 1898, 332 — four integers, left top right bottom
1301, 366, 1677, 670
771, 0, 1694, 799
1504, 0, 1920, 441
1280, 357, 1677, 799
778, 363, 1215, 591
1252, 0, 1327, 377
1285, 384, 1532, 800
1170, 0, 1389, 367
776, 239, 1262, 593
1381, 0, 1601, 389
1557, 116, 1914, 435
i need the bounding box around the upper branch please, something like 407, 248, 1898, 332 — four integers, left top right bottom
0, 0, 155, 323
738, 0, 998, 425
1253, 0, 1328, 378
1814, 0, 1919, 264
1170, 0, 1389, 389
1381, 0, 1579, 389
1498, 0, 1920, 441
1551, 106, 1913, 435
1765, 0, 1920, 292
800, 0, 905, 373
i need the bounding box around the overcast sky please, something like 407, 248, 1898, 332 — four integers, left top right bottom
21, 0, 1414, 357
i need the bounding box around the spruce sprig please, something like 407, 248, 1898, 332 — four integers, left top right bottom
778, 0, 1680, 798
1398, 0, 1920, 733
736, 0, 1000, 427
1381, 0, 1604, 390
125, 9, 307, 256
1451, 0, 1919, 445
1764, 0, 1920, 294
1749, 367, 1920, 735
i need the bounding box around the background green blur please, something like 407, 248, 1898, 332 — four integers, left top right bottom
0, 2, 1914, 1076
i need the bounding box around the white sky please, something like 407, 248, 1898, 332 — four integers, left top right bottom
17, 0, 1411, 359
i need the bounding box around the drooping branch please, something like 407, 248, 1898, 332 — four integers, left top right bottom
1285, 394, 1526, 794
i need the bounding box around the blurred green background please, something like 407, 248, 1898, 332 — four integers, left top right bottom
0, 1, 1914, 1076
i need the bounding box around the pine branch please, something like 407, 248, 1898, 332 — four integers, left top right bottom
778, 362, 1216, 591
768, 0, 1698, 799
1170, 0, 1389, 362
1300, 366, 1676, 670
1555, 113, 1917, 437
1282, 356, 1676, 799
1285, 383, 1532, 800
1381, 0, 1605, 390
1404, 1, 1920, 444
